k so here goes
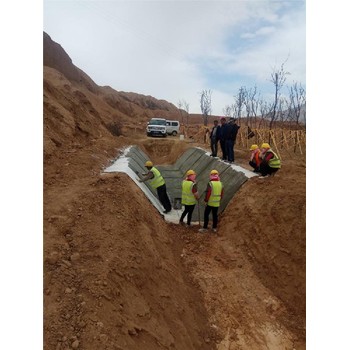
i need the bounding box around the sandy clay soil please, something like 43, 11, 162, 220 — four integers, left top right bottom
44, 135, 305, 350
44, 32, 305, 350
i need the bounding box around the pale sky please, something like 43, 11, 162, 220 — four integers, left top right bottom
43, 0, 306, 114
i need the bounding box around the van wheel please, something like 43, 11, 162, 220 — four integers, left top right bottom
172, 131, 177, 136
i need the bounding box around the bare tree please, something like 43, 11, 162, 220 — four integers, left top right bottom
269, 60, 290, 133
258, 100, 273, 129
199, 89, 212, 126
233, 87, 246, 123
286, 82, 306, 153
177, 100, 184, 125
244, 86, 261, 128
222, 105, 232, 118
277, 97, 288, 124
288, 81, 306, 126
183, 100, 190, 126
243, 87, 251, 127
177, 99, 190, 126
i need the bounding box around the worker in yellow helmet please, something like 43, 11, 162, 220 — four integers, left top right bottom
179, 170, 199, 226
199, 169, 223, 233
138, 160, 172, 214
249, 144, 262, 173
259, 143, 281, 178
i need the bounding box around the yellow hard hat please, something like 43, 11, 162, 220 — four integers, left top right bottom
186, 169, 196, 176
250, 144, 259, 151
210, 169, 219, 175
145, 160, 153, 167
261, 143, 270, 149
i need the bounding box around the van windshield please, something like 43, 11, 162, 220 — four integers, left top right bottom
149, 119, 166, 125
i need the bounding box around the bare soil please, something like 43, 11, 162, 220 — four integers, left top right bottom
44, 135, 305, 350
44, 32, 306, 350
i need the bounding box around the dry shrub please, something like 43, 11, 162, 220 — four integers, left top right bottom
106, 121, 123, 136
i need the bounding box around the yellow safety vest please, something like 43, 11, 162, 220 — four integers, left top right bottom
181, 180, 196, 205
265, 150, 281, 168
149, 167, 165, 189
208, 181, 222, 207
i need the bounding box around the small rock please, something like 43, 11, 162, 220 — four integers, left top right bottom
99, 334, 108, 342
70, 253, 80, 262
89, 314, 98, 322
128, 328, 137, 336
65, 288, 72, 294
71, 339, 79, 349
78, 321, 86, 328
61, 260, 72, 267
46, 251, 60, 265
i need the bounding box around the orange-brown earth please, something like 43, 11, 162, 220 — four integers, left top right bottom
44, 32, 305, 350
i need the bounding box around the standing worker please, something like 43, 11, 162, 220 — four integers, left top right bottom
230, 118, 240, 163
209, 120, 220, 157
223, 118, 240, 163
138, 161, 172, 213
249, 144, 262, 173
259, 143, 281, 178
199, 170, 223, 233
179, 170, 199, 226
218, 117, 228, 161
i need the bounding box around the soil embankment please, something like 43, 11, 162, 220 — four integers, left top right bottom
44, 31, 306, 350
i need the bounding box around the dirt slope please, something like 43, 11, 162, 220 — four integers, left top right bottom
44, 32, 306, 350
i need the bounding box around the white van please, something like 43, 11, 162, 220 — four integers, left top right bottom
166, 120, 180, 136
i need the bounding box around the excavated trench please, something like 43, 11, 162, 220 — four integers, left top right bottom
104, 145, 257, 223
102, 144, 305, 349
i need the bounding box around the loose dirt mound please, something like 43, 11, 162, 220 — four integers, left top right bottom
44, 134, 305, 350
44, 32, 305, 350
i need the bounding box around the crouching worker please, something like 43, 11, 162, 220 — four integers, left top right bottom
249, 144, 261, 173
199, 170, 223, 233
259, 143, 281, 178
179, 170, 199, 226
138, 161, 172, 214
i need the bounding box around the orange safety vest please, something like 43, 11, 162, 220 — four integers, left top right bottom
254, 150, 262, 166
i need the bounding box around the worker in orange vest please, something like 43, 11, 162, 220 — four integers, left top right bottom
249, 144, 262, 173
